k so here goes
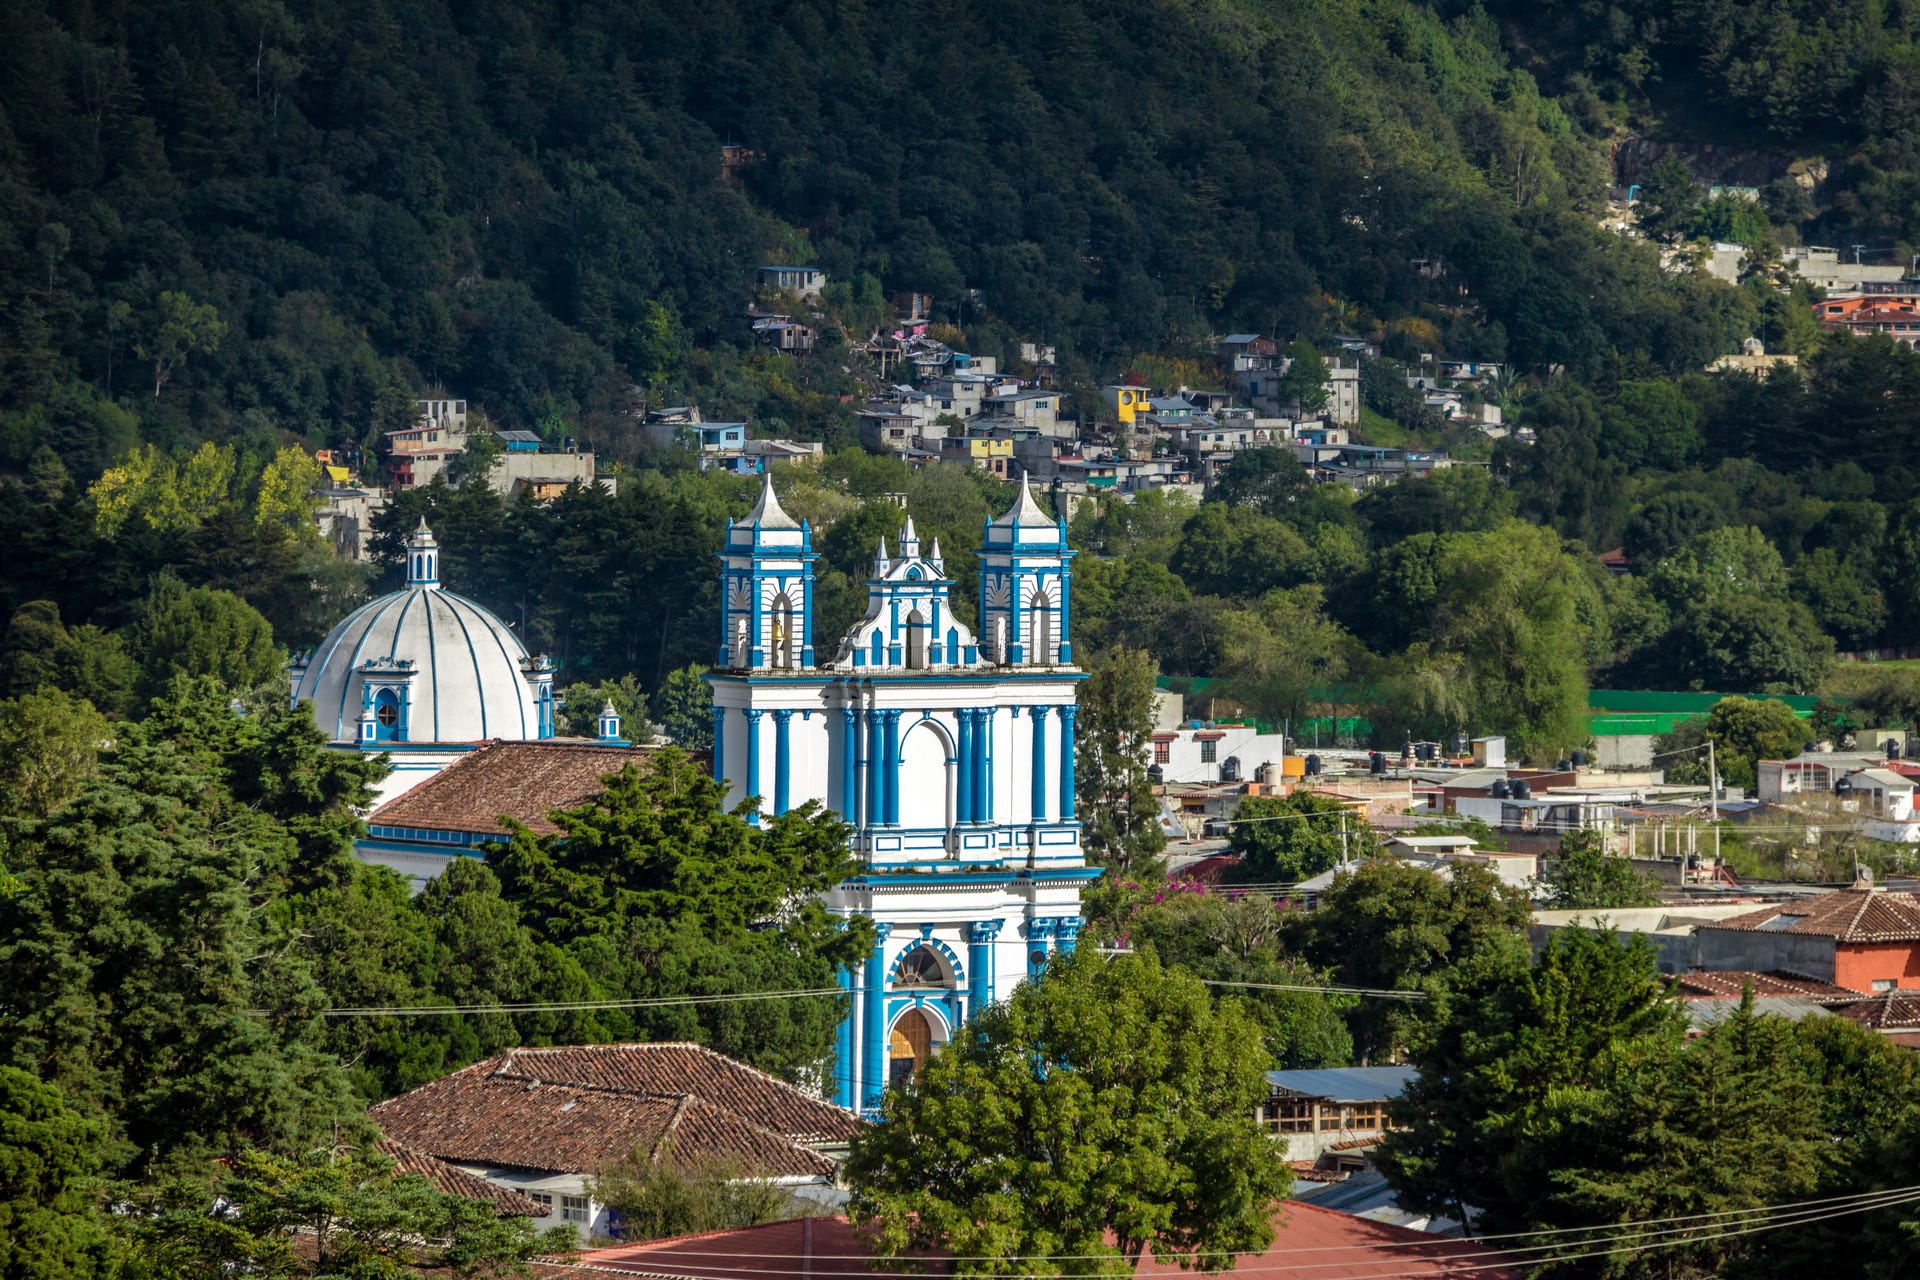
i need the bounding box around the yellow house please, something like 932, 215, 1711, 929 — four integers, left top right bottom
1102, 385, 1152, 425
940, 434, 1013, 478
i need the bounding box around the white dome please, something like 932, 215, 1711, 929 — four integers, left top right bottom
293, 522, 545, 745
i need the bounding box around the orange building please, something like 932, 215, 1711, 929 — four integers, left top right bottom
1694, 884, 1920, 994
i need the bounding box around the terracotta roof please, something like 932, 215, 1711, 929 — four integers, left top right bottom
1833, 990, 1920, 1030
1670, 970, 1856, 1001
1696, 888, 1920, 943
368, 740, 657, 836
532, 1203, 1518, 1280
376, 1138, 548, 1217
369, 1044, 859, 1179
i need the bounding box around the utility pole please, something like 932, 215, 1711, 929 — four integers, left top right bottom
1706, 739, 1722, 867
1339, 812, 1349, 868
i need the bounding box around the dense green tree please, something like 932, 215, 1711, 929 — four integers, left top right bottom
847, 948, 1291, 1276
0, 689, 110, 822
558, 674, 653, 741
1074, 648, 1168, 872
589, 1148, 806, 1244
123, 1147, 573, 1278
0, 1067, 119, 1280
1278, 340, 1331, 416
1287, 859, 1531, 1060
1637, 153, 1704, 241
652, 663, 714, 750
1653, 696, 1815, 792
126, 576, 281, 706
1230, 790, 1371, 884
1545, 830, 1663, 910
1215, 586, 1353, 730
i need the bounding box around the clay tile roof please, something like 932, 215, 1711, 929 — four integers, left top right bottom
1670, 970, 1856, 1001
1833, 990, 1920, 1030
376, 1138, 547, 1217
1696, 888, 1920, 944
368, 1044, 861, 1181
531, 1203, 1519, 1280
368, 740, 657, 836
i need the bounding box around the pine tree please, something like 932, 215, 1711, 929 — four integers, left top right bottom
1075, 648, 1167, 873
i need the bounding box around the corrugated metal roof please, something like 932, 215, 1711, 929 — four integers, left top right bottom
1266, 1067, 1418, 1102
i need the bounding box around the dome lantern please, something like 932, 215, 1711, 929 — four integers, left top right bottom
405, 518, 442, 590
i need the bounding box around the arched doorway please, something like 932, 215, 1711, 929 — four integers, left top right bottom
897, 720, 954, 829
888, 1008, 935, 1086
1029, 590, 1052, 664
770, 593, 795, 668
906, 607, 929, 669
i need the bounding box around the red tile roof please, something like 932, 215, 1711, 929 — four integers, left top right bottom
532, 1203, 1518, 1280
368, 740, 657, 836
376, 1138, 548, 1217
1670, 970, 1855, 1001
369, 1044, 860, 1180
1833, 990, 1920, 1030
1696, 888, 1920, 943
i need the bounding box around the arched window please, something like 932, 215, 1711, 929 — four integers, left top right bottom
770, 593, 794, 668
372, 687, 401, 742
1029, 589, 1052, 664
893, 945, 950, 988
906, 607, 928, 670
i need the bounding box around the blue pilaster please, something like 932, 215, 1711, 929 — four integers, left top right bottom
773, 709, 793, 816
882, 711, 902, 826
1009, 571, 1024, 663
743, 708, 764, 824
802, 567, 816, 666
957, 710, 975, 823
968, 919, 1001, 1014
982, 708, 995, 822
866, 710, 884, 830
1027, 916, 1058, 978
839, 708, 859, 819
1059, 704, 1078, 820
833, 966, 854, 1108
711, 706, 726, 784
1030, 705, 1050, 822
1057, 915, 1083, 955
863, 923, 893, 1110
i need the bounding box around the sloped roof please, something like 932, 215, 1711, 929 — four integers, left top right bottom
991, 473, 1057, 528
744, 474, 800, 529
1670, 970, 1854, 1000
1833, 990, 1920, 1030
1267, 1067, 1418, 1103
370, 1045, 856, 1180
1698, 888, 1920, 943
376, 1138, 547, 1216
530, 1202, 1517, 1280
368, 740, 654, 837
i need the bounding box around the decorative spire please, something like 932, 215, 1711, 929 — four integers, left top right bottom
745, 473, 799, 529
929, 535, 943, 567
899, 514, 920, 557
874, 536, 892, 575
992, 471, 1055, 528
596, 699, 625, 744
404, 518, 441, 589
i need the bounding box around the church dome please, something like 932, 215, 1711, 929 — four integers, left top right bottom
292, 521, 550, 745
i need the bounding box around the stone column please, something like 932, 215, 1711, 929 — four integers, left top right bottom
1058, 704, 1078, 819
743, 708, 764, 825
967, 919, 1002, 1014
957, 710, 975, 823
862, 923, 893, 1110
839, 707, 859, 821
772, 709, 793, 816
1029, 706, 1050, 822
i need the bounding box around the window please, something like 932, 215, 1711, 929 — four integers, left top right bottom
1874, 979, 1897, 992
1154, 741, 1171, 765
1200, 739, 1217, 764
894, 946, 947, 988
1261, 1098, 1313, 1134
527, 1192, 554, 1215
562, 1195, 591, 1224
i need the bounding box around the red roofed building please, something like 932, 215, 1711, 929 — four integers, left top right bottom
531, 1201, 1519, 1280
370, 1044, 862, 1239
1693, 885, 1920, 993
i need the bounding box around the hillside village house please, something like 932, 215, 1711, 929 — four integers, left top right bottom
1258, 1067, 1416, 1162
759, 264, 827, 300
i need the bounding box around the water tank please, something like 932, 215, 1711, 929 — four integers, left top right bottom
1511, 779, 1532, 800
1260, 761, 1284, 789
1305, 754, 1323, 777
1571, 749, 1588, 768
1836, 775, 1854, 797
1148, 764, 1164, 785
1490, 778, 1512, 799
1889, 739, 1904, 760
1419, 742, 1438, 762
1369, 752, 1387, 775
1220, 755, 1241, 782
1402, 740, 1415, 760
1450, 731, 1470, 756
1556, 759, 1572, 771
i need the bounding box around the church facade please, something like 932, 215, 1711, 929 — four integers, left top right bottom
706, 477, 1093, 1111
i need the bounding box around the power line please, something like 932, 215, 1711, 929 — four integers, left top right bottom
1200, 978, 1425, 1001
254, 988, 848, 1019
525, 1184, 1920, 1276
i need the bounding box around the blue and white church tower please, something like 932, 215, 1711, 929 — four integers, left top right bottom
706, 475, 1093, 1110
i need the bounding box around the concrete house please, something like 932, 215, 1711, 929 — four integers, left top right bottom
1257, 1067, 1417, 1162
1693, 883, 1920, 993
759, 265, 827, 300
